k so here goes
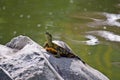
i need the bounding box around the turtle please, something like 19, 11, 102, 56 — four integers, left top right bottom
43, 32, 85, 64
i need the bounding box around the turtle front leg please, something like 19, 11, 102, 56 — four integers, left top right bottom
45, 47, 57, 54
55, 50, 61, 58
45, 47, 60, 58
55, 47, 63, 58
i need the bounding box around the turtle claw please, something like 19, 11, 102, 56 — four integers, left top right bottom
54, 53, 61, 58
54, 55, 60, 58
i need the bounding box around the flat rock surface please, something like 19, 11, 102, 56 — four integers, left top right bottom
0, 35, 109, 80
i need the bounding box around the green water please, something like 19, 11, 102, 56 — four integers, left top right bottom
0, 0, 120, 79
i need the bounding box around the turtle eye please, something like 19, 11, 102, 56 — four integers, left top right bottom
45, 32, 49, 34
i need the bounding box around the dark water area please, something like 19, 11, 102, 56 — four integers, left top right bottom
0, 0, 120, 79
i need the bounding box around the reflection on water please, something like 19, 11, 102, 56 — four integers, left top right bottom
88, 31, 120, 42
89, 13, 120, 27
84, 35, 99, 45
71, 35, 99, 45
104, 13, 120, 27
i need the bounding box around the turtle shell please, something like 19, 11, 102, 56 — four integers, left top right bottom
52, 40, 73, 54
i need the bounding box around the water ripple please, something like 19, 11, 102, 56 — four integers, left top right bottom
69, 35, 99, 46
88, 30, 120, 42
104, 13, 120, 27
89, 13, 120, 27
84, 35, 99, 45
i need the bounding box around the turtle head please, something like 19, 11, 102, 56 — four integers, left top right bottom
45, 32, 53, 46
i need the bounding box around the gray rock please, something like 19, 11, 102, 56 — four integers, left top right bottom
0, 67, 13, 80
0, 35, 109, 80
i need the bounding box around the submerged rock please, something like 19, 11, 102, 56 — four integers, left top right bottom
0, 35, 109, 80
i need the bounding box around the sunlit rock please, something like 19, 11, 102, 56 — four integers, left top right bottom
0, 35, 109, 80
